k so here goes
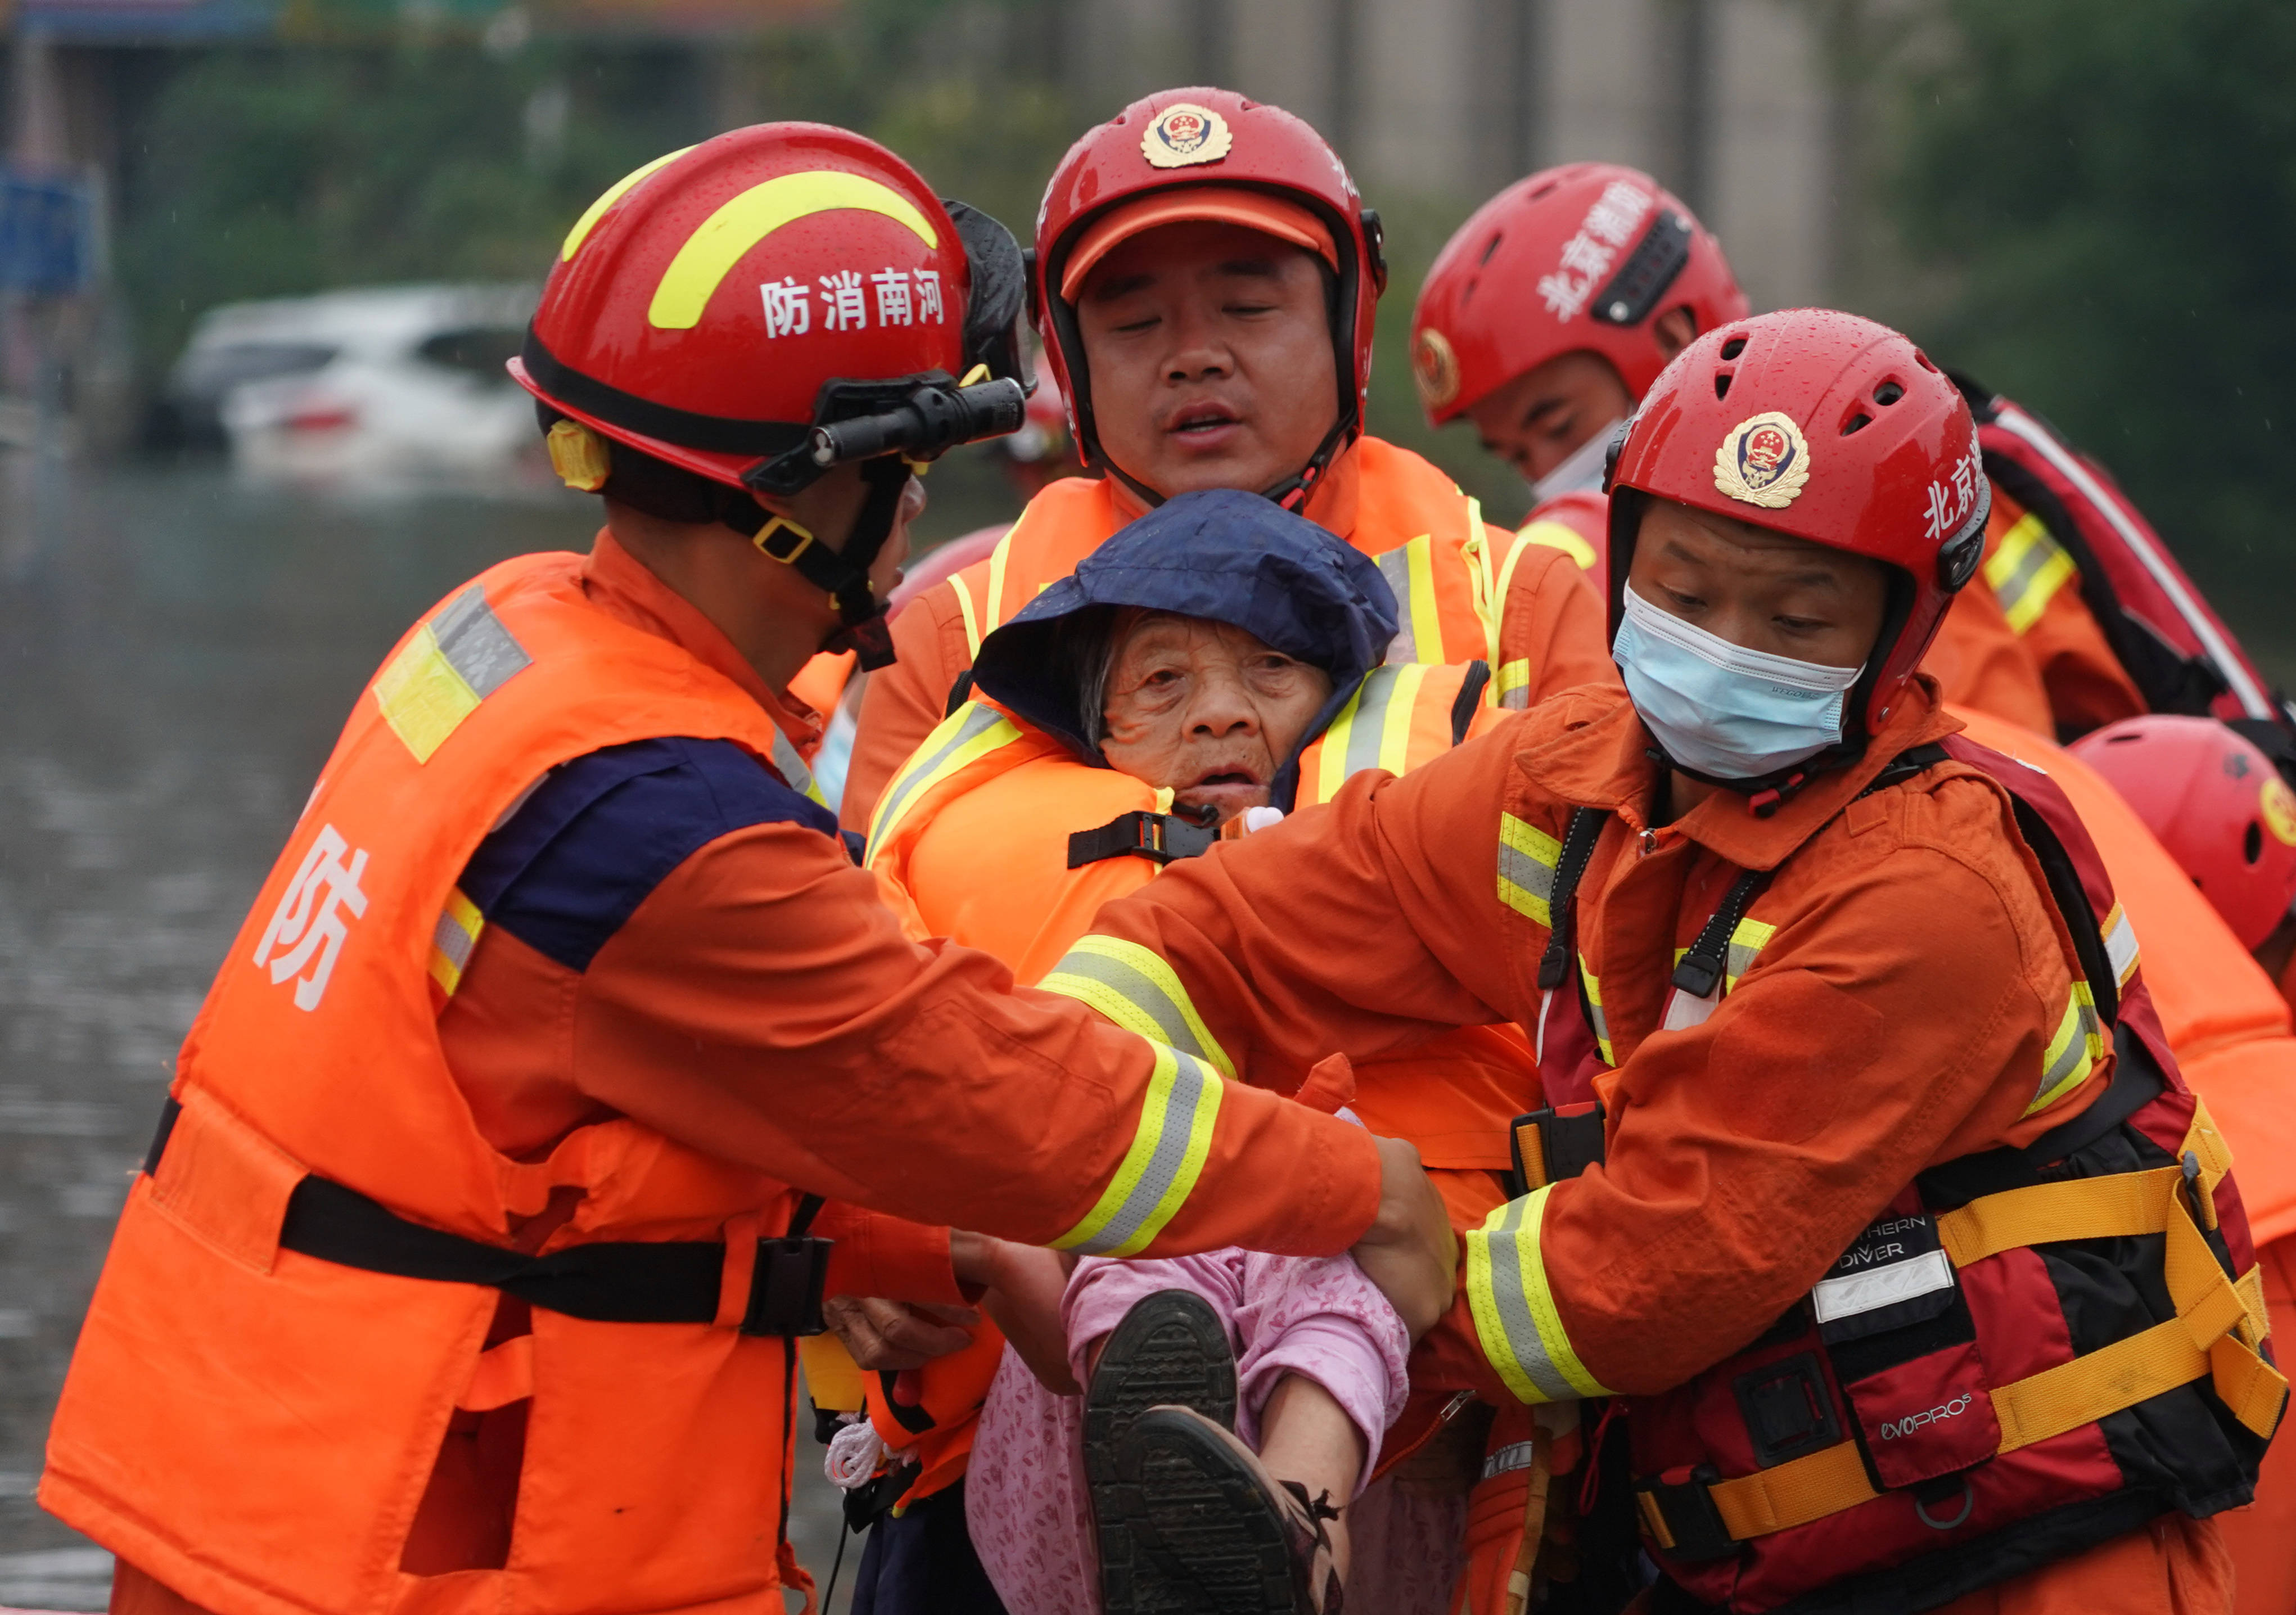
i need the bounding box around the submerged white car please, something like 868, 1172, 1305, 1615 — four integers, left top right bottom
167, 283, 542, 489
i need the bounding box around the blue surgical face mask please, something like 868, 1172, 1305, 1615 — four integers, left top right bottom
1612, 584, 1864, 782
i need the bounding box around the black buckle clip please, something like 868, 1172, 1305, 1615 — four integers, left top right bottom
1506, 1101, 1606, 1196
1067, 809, 1219, 869
741, 1235, 833, 1337
1637, 1464, 1740, 1562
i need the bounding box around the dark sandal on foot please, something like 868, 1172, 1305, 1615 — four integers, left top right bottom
1085, 1291, 1241, 1612
1102, 1404, 1345, 1614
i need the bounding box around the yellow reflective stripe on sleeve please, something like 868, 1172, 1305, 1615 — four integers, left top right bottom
1465, 1185, 1613, 1404
863, 702, 1022, 863
1577, 954, 1613, 1064
951, 574, 984, 660
1984, 513, 2079, 635
769, 728, 828, 809
2101, 902, 2140, 988
2028, 983, 2103, 1116
1521, 518, 1598, 572
1040, 935, 1237, 1078
427, 886, 485, 998
1050, 1042, 1224, 1256
1498, 814, 1562, 926
374, 586, 532, 763
1724, 917, 1778, 994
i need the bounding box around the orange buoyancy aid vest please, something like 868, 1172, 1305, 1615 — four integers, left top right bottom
940, 439, 1573, 711
859, 664, 1538, 1505
1501, 735, 2284, 1615
42, 554, 831, 1615
1952, 706, 2296, 1253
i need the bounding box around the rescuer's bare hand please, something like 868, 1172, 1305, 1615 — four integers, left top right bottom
1348, 1135, 1458, 1342
821, 1294, 980, 1371
976, 1241, 1082, 1396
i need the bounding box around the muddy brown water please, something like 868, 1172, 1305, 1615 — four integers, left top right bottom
0, 458, 1023, 1611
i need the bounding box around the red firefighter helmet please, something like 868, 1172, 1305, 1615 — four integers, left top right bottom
1608, 308, 1989, 750
1411, 163, 1747, 428
2071, 715, 2296, 950
1033, 87, 1387, 509
510, 122, 1032, 665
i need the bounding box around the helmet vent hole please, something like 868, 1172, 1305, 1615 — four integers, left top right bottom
1913, 350, 1938, 373
1874, 381, 1904, 407
1842, 412, 1871, 436
1713, 371, 1733, 400
1529, 178, 1561, 200
1720, 336, 1747, 360
2247, 823, 2265, 865
1479, 232, 1504, 266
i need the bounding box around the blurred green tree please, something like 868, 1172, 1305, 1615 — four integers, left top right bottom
1892, 0, 2296, 592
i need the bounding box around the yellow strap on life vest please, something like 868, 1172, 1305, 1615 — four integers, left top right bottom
1656, 1097, 2285, 1550
426, 886, 485, 1001
1312, 662, 1432, 803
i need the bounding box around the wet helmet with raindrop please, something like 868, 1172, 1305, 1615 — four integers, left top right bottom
1607, 308, 1990, 774
2071, 715, 2296, 951
1033, 87, 1387, 513
510, 122, 1034, 666
1411, 162, 1746, 428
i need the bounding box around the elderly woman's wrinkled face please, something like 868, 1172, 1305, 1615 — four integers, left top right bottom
1098, 613, 1333, 823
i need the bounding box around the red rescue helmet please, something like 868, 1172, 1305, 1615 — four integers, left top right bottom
1411, 163, 1747, 427
2071, 716, 2296, 951
1608, 308, 1988, 756
1034, 87, 1388, 511
511, 123, 1033, 665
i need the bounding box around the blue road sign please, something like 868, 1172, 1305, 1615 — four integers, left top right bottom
0, 172, 95, 295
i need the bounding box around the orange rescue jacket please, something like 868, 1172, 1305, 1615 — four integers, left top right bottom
43, 555, 832, 1615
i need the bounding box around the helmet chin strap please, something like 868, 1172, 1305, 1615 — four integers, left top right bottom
718, 455, 911, 672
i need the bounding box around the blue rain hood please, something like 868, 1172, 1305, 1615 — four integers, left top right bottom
971, 488, 1400, 773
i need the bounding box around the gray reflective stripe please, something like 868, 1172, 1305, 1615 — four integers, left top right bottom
1585, 996, 1610, 1049
1044, 947, 1221, 1067
2038, 1002, 2097, 1097
873, 703, 1008, 833
1379, 548, 1417, 665
431, 909, 478, 972
1496, 834, 1555, 913
1481, 1440, 1537, 1482
432, 585, 531, 698
1343, 666, 1408, 776
1481, 1196, 1582, 1402
1068, 1048, 1219, 1256
769, 728, 817, 800
1726, 937, 1764, 984
1991, 526, 2067, 615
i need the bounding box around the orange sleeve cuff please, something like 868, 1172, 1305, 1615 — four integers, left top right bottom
814, 1205, 965, 1307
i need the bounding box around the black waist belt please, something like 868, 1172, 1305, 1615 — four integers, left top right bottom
144, 1096, 832, 1337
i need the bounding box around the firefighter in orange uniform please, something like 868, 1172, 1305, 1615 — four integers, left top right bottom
1061, 310, 2284, 1613
1411, 161, 2295, 752
839, 87, 1614, 831
38, 125, 1458, 1615
2069, 714, 2296, 1615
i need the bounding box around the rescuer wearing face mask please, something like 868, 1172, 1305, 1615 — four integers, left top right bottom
34, 125, 1459, 1615
1412, 161, 2296, 759
1041, 309, 2285, 1615
835, 88, 1616, 832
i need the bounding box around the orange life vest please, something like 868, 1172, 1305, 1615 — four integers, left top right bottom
42, 554, 826, 1615
942, 439, 1569, 710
